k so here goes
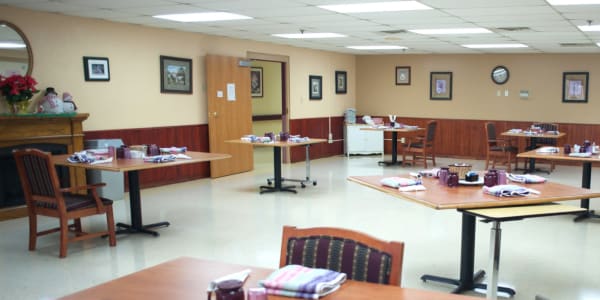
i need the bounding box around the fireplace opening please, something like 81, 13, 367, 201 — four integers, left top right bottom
0, 143, 70, 209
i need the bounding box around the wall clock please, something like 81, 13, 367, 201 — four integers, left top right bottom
491, 65, 509, 85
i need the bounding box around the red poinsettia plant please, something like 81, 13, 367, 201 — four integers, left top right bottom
0, 74, 39, 104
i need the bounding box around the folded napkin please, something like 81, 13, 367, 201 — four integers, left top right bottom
399, 185, 426, 192
536, 147, 559, 153
144, 154, 177, 163
67, 151, 113, 165
380, 177, 418, 188
159, 146, 187, 154
260, 265, 346, 299
569, 152, 592, 157
507, 174, 547, 184
418, 168, 440, 178
207, 269, 251, 293
483, 184, 540, 197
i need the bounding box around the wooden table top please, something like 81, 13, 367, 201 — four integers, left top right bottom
348, 175, 600, 210
517, 148, 600, 163
52, 151, 231, 172
59, 257, 479, 300
501, 131, 566, 139
226, 138, 327, 148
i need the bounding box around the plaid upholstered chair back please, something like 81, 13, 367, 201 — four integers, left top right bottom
280, 226, 404, 286
13, 148, 62, 209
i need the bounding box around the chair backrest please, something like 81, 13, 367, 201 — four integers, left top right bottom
280, 225, 404, 286
425, 120, 438, 143
13, 148, 65, 211
485, 122, 497, 147
531, 123, 559, 146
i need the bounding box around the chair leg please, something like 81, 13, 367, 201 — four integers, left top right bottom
59, 218, 69, 258
28, 214, 37, 251
106, 206, 116, 247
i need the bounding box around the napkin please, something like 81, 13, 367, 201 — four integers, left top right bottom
536, 147, 559, 153
418, 168, 440, 177
507, 174, 547, 184
380, 177, 418, 188
207, 269, 251, 293
259, 265, 346, 299
399, 185, 426, 192
67, 151, 113, 165
569, 152, 592, 157
144, 154, 177, 163
483, 184, 540, 197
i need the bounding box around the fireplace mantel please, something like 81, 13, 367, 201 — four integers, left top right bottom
0, 113, 89, 220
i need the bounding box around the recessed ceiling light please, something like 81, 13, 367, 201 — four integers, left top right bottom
346, 45, 407, 50
319, 1, 432, 13
0, 42, 26, 49
547, 0, 600, 5
153, 12, 252, 22
462, 44, 528, 49
273, 33, 346, 39
578, 24, 600, 31
409, 28, 492, 35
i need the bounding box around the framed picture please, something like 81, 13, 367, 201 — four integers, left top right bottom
562, 72, 589, 103
160, 55, 192, 94
395, 66, 410, 85
83, 56, 110, 81
309, 75, 322, 100
251, 67, 263, 97
335, 71, 347, 94
430, 72, 452, 100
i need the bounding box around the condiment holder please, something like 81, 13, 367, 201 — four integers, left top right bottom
448, 163, 472, 180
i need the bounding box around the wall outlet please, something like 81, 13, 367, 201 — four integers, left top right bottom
400, 137, 406, 143
496, 90, 501, 96
504, 89, 509, 96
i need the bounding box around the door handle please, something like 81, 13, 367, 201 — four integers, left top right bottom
211, 112, 218, 117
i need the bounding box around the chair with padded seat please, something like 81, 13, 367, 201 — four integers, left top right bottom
13, 148, 116, 258
402, 120, 437, 168
484, 122, 518, 172
279, 225, 405, 286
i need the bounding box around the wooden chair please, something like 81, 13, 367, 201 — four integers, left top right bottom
13, 148, 116, 258
402, 120, 437, 168
528, 123, 559, 172
280, 225, 404, 286
484, 122, 518, 172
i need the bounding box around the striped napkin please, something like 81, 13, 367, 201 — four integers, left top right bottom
483, 184, 540, 197
507, 174, 546, 184
259, 265, 346, 299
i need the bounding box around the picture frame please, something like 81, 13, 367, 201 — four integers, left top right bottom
335, 70, 347, 94
160, 55, 192, 94
83, 56, 110, 81
251, 67, 263, 98
395, 66, 411, 85
309, 75, 322, 100
562, 72, 589, 103
430, 72, 452, 100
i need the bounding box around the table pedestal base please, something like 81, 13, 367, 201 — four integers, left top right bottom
260, 185, 297, 194
377, 160, 403, 166
573, 209, 600, 222
116, 221, 170, 237
421, 271, 515, 296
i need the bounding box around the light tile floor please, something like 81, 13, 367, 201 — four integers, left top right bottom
1, 149, 600, 300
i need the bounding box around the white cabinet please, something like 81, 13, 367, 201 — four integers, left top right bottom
344, 124, 383, 156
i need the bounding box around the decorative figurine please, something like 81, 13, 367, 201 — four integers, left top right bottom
40, 87, 64, 113
62, 92, 77, 112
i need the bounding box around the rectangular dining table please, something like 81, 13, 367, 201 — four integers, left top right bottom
58, 257, 480, 300
226, 139, 326, 194
501, 131, 565, 172
361, 126, 424, 166
348, 175, 600, 296
52, 151, 231, 236
517, 148, 600, 221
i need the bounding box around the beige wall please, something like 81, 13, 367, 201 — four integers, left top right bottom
356, 54, 598, 124
0, 6, 356, 130
251, 60, 281, 115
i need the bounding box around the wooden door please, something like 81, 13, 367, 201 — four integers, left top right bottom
206, 55, 253, 178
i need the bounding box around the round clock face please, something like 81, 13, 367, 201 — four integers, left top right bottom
491, 66, 509, 84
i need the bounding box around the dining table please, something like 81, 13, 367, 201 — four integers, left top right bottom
52, 151, 231, 236
500, 130, 565, 172
361, 126, 424, 166
348, 175, 600, 297
58, 257, 481, 300
517, 147, 600, 221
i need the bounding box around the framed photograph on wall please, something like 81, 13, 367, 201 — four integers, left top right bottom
335, 71, 347, 94
430, 72, 452, 100
160, 55, 192, 94
83, 56, 110, 81
562, 72, 588, 103
395, 66, 410, 85
251, 67, 263, 98
309, 75, 322, 100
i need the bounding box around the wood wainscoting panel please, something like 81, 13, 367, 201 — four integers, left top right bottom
289, 117, 344, 163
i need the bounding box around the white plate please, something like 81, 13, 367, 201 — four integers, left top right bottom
459, 179, 484, 185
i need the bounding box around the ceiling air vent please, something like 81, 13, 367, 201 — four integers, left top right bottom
496, 27, 531, 32
379, 29, 407, 34
559, 43, 597, 47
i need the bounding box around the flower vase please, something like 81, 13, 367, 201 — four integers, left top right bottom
11, 100, 31, 114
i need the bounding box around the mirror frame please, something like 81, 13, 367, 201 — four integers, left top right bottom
0, 20, 33, 76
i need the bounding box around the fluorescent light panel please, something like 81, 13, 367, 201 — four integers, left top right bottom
578, 25, 600, 31
547, 0, 600, 5
462, 43, 528, 49
409, 28, 491, 35
347, 45, 407, 50
273, 33, 346, 39
319, 1, 432, 13
0, 42, 26, 49
153, 12, 251, 22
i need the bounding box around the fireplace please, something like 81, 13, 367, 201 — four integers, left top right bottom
0, 113, 88, 219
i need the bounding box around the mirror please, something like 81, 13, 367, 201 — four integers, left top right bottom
0, 21, 33, 76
